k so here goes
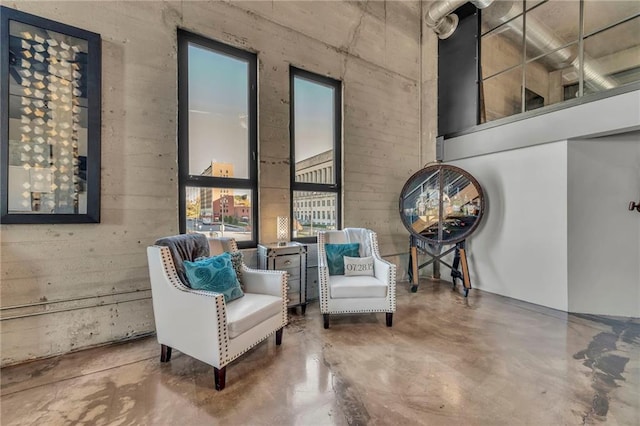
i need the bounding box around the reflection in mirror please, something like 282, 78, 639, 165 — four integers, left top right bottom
582, 17, 640, 96
481, 66, 523, 123
8, 21, 88, 214
2, 7, 100, 223
481, 16, 524, 79
441, 168, 481, 242
399, 164, 484, 245
479, 0, 640, 124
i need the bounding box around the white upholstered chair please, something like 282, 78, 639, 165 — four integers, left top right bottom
317, 228, 397, 329
147, 234, 287, 390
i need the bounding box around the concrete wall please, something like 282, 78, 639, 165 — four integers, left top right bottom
567, 133, 640, 317
0, 0, 430, 366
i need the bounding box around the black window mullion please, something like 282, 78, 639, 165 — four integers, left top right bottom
290, 66, 342, 243
177, 29, 258, 247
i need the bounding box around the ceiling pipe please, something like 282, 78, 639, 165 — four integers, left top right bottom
425, 0, 495, 40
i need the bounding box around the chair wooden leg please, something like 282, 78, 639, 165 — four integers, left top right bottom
323, 314, 330, 329
386, 313, 393, 327
160, 345, 172, 362
275, 327, 283, 346
214, 367, 226, 391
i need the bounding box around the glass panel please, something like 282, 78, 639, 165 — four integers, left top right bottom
185, 186, 252, 241
525, 43, 578, 110
525, 0, 579, 60
399, 165, 484, 245
293, 76, 335, 184
481, 16, 524, 79
7, 20, 90, 215
292, 191, 337, 238
582, 17, 640, 94
441, 168, 482, 243
525, 0, 546, 11
584, 1, 640, 36
187, 43, 249, 178
481, 1, 523, 34
399, 168, 441, 240
481, 66, 523, 123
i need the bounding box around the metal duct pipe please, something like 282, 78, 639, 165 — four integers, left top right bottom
426, 0, 495, 39
425, 0, 467, 40
572, 57, 617, 91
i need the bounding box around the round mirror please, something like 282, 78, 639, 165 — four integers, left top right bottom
399, 163, 485, 245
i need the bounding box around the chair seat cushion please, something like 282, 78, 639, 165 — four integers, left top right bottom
329, 275, 388, 299
226, 293, 282, 339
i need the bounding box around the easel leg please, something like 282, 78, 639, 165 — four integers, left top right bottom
410, 245, 419, 292
451, 244, 461, 288
459, 247, 471, 297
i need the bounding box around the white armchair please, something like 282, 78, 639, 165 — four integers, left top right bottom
318, 228, 397, 329
147, 234, 287, 390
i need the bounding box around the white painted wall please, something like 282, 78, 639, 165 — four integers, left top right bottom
446, 90, 640, 316
567, 133, 640, 317
451, 142, 569, 311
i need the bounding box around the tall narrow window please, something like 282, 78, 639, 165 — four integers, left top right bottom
290, 67, 341, 241
178, 30, 257, 247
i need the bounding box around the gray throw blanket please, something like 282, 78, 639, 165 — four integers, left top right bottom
155, 233, 210, 287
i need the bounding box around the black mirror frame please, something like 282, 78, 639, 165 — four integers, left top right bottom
399, 163, 485, 245
0, 6, 101, 224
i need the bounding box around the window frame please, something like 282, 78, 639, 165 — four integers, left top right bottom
177, 29, 258, 248
289, 66, 342, 243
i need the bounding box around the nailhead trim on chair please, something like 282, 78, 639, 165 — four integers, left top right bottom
317, 229, 397, 316
242, 265, 289, 326
156, 242, 289, 368
223, 269, 287, 364
318, 232, 330, 314
158, 246, 228, 364
370, 231, 397, 313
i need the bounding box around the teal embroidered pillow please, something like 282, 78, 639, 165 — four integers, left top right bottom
325, 243, 360, 275
183, 252, 244, 303
196, 251, 244, 290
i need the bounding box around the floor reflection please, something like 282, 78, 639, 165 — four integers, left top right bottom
1, 281, 639, 426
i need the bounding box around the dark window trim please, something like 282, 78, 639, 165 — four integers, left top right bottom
289, 66, 342, 244
177, 29, 258, 248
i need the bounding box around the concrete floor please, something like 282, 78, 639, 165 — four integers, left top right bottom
1, 280, 639, 425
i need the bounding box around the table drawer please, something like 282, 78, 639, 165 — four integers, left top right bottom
274, 255, 301, 270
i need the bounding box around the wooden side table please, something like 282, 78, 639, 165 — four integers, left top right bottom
257, 242, 308, 314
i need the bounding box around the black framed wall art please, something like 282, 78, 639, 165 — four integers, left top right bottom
1, 6, 101, 224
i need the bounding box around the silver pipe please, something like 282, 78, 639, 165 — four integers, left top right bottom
425, 0, 467, 40
425, 0, 494, 39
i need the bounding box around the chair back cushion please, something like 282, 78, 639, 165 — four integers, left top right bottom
343, 228, 373, 257
325, 243, 360, 275
155, 234, 210, 286
183, 252, 244, 302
